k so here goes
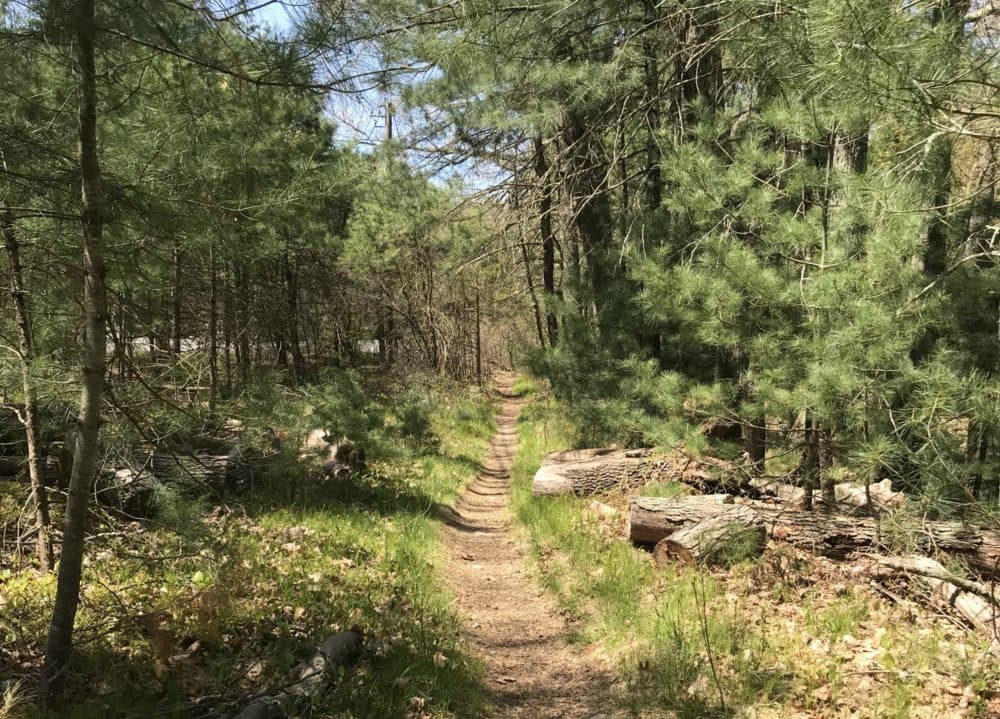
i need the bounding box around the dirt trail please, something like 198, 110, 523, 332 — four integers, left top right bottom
440, 376, 615, 718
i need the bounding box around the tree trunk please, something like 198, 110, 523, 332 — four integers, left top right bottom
627, 496, 1000, 577
640, 0, 663, 210
518, 238, 547, 348
799, 413, 820, 511
627, 494, 736, 544
534, 137, 559, 346
751, 476, 904, 513
45, 0, 108, 675
238, 263, 251, 386
531, 448, 669, 496
172, 242, 183, 354
284, 245, 304, 381
223, 264, 233, 395
208, 244, 218, 410
744, 418, 766, 475
563, 110, 614, 332
474, 286, 482, 385
1, 207, 54, 571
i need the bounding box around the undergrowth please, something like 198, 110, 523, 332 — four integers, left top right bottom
509, 378, 1000, 718
0, 374, 495, 718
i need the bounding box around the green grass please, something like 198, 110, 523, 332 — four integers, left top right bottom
0, 380, 496, 718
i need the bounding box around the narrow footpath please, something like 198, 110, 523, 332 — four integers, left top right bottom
440, 377, 615, 718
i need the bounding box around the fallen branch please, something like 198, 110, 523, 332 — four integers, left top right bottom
872, 555, 999, 648
232, 631, 363, 719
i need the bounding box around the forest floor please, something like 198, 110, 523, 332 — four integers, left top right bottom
439, 375, 616, 718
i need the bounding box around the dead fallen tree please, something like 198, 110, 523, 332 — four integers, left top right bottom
95, 447, 275, 517
232, 630, 363, 719
628, 496, 1000, 578
531, 448, 669, 496
872, 556, 999, 648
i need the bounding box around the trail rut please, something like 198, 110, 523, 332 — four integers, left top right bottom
440, 377, 615, 718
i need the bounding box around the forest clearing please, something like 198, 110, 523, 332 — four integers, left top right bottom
3, 0, 1000, 717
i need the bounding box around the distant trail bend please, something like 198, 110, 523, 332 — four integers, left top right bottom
440, 375, 615, 718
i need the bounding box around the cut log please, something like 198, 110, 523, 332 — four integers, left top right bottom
149, 448, 243, 489
532, 448, 668, 496
873, 555, 998, 648
653, 506, 764, 567
751, 477, 904, 512
627, 495, 734, 544
628, 496, 1000, 577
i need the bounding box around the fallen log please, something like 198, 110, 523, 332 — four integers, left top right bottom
627, 495, 734, 544
751, 477, 904, 512
873, 556, 999, 648
232, 630, 363, 719
531, 448, 668, 496
653, 506, 763, 567
628, 496, 1000, 577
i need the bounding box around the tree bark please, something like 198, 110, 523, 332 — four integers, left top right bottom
45, 0, 108, 676
653, 507, 763, 566
518, 237, 547, 349
531, 448, 670, 496
627, 496, 1000, 577
750, 477, 904, 513
640, 0, 662, 210
563, 109, 614, 332
1, 207, 54, 571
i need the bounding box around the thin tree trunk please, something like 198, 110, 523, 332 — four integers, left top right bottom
45, 0, 107, 675
475, 285, 482, 386
1, 207, 54, 572
534, 136, 559, 345
519, 239, 547, 348
223, 264, 233, 396
237, 264, 250, 386
208, 244, 218, 410
800, 413, 819, 511
172, 242, 182, 354
284, 245, 304, 381
640, 0, 662, 210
